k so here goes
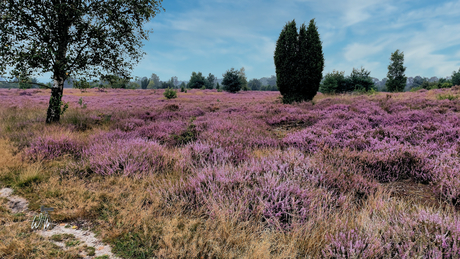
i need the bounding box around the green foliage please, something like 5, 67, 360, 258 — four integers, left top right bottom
274, 19, 324, 103
386, 50, 407, 92
149, 73, 161, 89
101, 74, 130, 89
206, 73, 216, 89
187, 72, 207, 89
441, 82, 453, 88
180, 82, 186, 89
111, 232, 157, 259
180, 86, 185, 92
452, 68, 460, 86
163, 88, 177, 99
410, 86, 424, 92
128, 82, 140, 89
172, 117, 198, 146
0, 0, 164, 122
85, 246, 96, 256
222, 68, 242, 93
216, 82, 220, 90
147, 80, 155, 89
78, 97, 87, 109
319, 70, 345, 94
320, 68, 374, 94
19, 76, 33, 89
161, 78, 175, 89
73, 78, 91, 92
140, 77, 149, 89
248, 78, 262, 91
238, 67, 248, 90
349, 67, 375, 92
437, 94, 458, 101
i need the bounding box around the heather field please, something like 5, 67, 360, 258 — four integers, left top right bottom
2, 87, 460, 258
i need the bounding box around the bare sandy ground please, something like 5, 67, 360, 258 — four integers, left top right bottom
1, 187, 119, 259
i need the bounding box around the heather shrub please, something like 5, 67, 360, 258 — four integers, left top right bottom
137, 121, 188, 146
159, 149, 347, 230
113, 118, 145, 132
80, 138, 167, 177
323, 228, 383, 258
24, 135, 83, 161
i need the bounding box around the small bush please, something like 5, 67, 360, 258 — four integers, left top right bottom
163, 88, 177, 99
437, 94, 458, 101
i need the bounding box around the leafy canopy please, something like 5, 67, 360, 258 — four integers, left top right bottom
386, 49, 407, 92
0, 0, 164, 83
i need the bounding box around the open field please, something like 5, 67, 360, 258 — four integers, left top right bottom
1, 87, 460, 258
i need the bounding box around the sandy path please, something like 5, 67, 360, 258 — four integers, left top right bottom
1, 187, 120, 259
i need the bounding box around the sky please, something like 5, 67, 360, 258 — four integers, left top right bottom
4, 0, 460, 83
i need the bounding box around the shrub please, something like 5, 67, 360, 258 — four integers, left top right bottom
163, 88, 177, 99
437, 94, 458, 101
222, 68, 242, 93
25, 135, 83, 161
81, 138, 167, 177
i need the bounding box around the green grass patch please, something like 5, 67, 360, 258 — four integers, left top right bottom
111, 232, 157, 259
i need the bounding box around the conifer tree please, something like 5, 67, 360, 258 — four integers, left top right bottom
302, 19, 324, 100
274, 19, 324, 103
386, 50, 407, 92
274, 20, 299, 103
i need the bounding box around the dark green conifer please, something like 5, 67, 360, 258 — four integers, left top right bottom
274, 19, 324, 103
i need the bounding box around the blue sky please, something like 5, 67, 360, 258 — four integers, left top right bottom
6, 0, 460, 83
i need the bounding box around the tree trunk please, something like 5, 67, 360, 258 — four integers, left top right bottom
45, 79, 64, 123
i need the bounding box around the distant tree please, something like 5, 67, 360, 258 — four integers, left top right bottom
162, 78, 175, 89
386, 50, 407, 92
101, 74, 130, 89
0, 0, 164, 123
222, 68, 242, 93
179, 82, 186, 89
411, 76, 425, 89
128, 82, 140, 89
248, 78, 262, 91
172, 76, 179, 87
73, 78, 91, 92
206, 73, 216, 89
267, 75, 277, 86
147, 80, 155, 89
18, 74, 33, 89
216, 82, 220, 90
348, 67, 375, 92
150, 73, 161, 88
452, 68, 460, 86
187, 72, 207, 89
274, 19, 324, 103
140, 77, 149, 89
238, 67, 248, 90
319, 70, 345, 94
